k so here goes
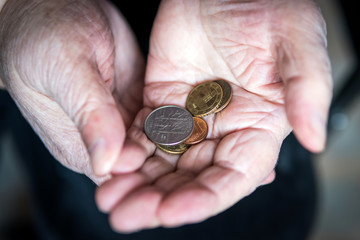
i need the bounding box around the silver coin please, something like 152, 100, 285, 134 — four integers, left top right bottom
144, 105, 194, 146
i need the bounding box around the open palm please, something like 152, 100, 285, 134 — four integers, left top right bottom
97, 0, 332, 232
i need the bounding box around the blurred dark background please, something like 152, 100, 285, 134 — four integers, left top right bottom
1, 0, 359, 239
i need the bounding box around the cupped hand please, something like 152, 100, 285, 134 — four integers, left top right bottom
0, 0, 144, 183
98, 0, 332, 232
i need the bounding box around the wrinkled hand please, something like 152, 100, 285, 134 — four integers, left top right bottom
0, 0, 144, 183
96, 0, 332, 232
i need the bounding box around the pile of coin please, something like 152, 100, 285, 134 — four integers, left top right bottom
144, 80, 232, 154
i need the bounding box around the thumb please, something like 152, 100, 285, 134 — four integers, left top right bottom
277, 9, 333, 153
52, 60, 125, 176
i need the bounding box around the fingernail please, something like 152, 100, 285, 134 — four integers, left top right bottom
89, 138, 111, 176
310, 113, 327, 152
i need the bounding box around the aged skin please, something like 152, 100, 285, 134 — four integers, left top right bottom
97, 0, 332, 233
0, 0, 333, 234
0, 0, 144, 183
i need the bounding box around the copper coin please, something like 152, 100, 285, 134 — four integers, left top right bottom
144, 105, 194, 146
186, 81, 223, 117
156, 143, 191, 155
184, 117, 208, 144
214, 80, 232, 113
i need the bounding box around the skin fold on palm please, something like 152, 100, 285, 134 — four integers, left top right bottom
97, 0, 332, 233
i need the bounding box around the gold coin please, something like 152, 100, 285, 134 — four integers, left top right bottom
184, 117, 208, 145
186, 81, 223, 117
156, 143, 190, 155
214, 80, 232, 113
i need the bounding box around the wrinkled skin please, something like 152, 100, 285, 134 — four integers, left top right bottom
0, 0, 144, 183
96, 0, 332, 233
0, 0, 332, 234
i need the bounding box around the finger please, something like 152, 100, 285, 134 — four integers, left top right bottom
96, 173, 148, 213
53, 61, 124, 176
158, 179, 218, 227
152, 140, 218, 193
277, 7, 333, 152
78, 0, 143, 175
176, 140, 217, 174
98, 154, 177, 232
111, 108, 156, 173
96, 154, 176, 213
109, 186, 162, 233
158, 129, 279, 226
260, 170, 275, 186
104, 142, 217, 229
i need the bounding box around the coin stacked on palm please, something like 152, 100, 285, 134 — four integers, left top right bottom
144, 80, 232, 154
